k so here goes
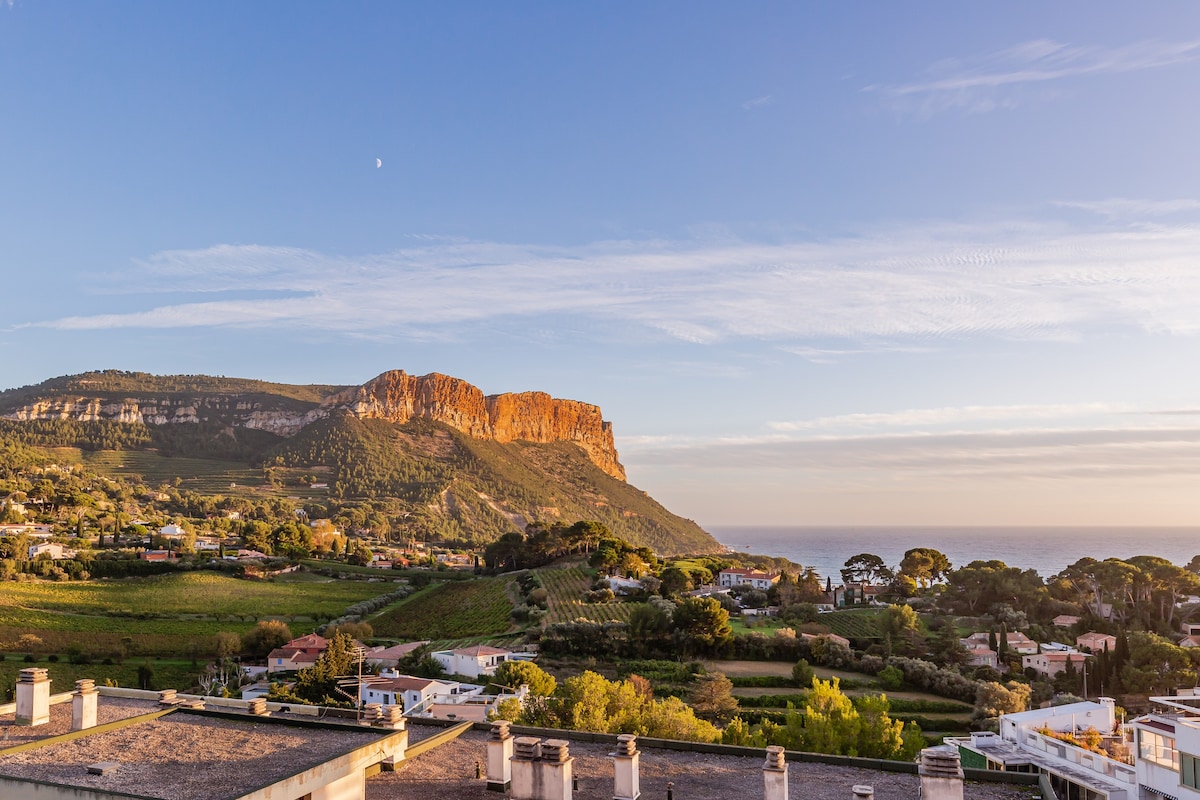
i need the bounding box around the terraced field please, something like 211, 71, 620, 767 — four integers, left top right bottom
535, 565, 644, 625
370, 578, 516, 640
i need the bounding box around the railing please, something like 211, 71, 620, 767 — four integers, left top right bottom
1022, 730, 1136, 785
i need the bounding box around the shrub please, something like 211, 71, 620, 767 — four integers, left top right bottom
878, 665, 904, 691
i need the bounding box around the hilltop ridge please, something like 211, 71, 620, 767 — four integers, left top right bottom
0, 369, 715, 553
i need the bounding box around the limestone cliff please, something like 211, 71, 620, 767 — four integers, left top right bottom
1, 369, 627, 481
324, 371, 625, 480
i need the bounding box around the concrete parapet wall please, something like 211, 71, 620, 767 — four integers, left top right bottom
454, 721, 1039, 786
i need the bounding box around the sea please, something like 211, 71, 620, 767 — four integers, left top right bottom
708, 526, 1200, 583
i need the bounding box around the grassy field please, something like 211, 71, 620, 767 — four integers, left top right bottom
0, 572, 396, 658
370, 578, 516, 640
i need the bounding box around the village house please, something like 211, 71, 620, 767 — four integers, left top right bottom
717, 568, 781, 591
1179, 621, 1200, 648
1052, 614, 1081, 628
365, 642, 430, 670
267, 634, 330, 675
431, 645, 533, 680
359, 674, 462, 714
962, 643, 999, 669
27, 541, 71, 560
1076, 631, 1118, 652
1021, 650, 1089, 679
961, 630, 1038, 656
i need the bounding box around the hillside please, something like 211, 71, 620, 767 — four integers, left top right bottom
0, 369, 718, 554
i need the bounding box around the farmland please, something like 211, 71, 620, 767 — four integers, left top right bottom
535, 564, 644, 625
0, 572, 397, 657
370, 577, 516, 640
820, 609, 883, 640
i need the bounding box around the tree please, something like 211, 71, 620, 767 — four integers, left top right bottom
791, 658, 814, 686
671, 597, 732, 655
214, 632, 242, 660
291, 633, 360, 705
899, 548, 951, 589
688, 672, 738, 723
974, 681, 1030, 723
241, 620, 293, 658
492, 660, 556, 696
842, 553, 894, 585
880, 603, 921, 656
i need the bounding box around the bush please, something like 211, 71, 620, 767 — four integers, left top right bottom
878, 665, 904, 691
791, 659, 813, 686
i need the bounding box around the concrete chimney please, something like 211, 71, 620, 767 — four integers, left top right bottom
377, 704, 406, 730
763, 745, 788, 800
246, 697, 270, 716
158, 689, 178, 706
487, 720, 514, 792
72, 679, 98, 731
361, 703, 382, 725
919, 745, 964, 800
511, 736, 542, 800
852, 785, 875, 800
16, 668, 50, 727
539, 738, 573, 800
613, 733, 640, 800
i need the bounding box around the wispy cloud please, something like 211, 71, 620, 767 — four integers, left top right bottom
625, 423, 1200, 482
869, 38, 1200, 114
741, 95, 773, 110
768, 403, 1124, 433
27, 215, 1200, 348
1055, 198, 1200, 218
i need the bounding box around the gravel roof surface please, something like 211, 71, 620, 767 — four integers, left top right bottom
0, 696, 158, 748
366, 730, 1044, 800
0, 711, 390, 800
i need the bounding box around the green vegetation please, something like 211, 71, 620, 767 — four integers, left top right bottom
0, 572, 394, 658
0, 657, 200, 698
371, 577, 516, 639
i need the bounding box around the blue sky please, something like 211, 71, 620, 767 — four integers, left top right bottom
4, 2, 1200, 527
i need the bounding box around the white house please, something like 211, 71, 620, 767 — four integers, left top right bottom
431, 645, 533, 679
159, 524, 186, 538
947, 698, 1132, 800
358, 674, 461, 713
717, 568, 780, 591
27, 542, 70, 560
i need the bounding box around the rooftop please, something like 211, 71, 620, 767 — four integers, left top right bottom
0, 706, 395, 800
367, 729, 1037, 800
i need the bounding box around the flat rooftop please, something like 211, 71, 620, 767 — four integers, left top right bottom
367, 729, 1042, 800
0, 709, 392, 800
0, 695, 154, 747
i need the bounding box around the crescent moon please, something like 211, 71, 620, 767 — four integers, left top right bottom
376, 158, 382, 169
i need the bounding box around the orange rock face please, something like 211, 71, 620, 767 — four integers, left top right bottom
325, 371, 625, 480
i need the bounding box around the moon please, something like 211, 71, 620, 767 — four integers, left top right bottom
376, 158, 382, 169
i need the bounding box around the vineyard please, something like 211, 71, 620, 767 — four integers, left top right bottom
820, 609, 883, 640
0, 572, 390, 619
535, 565, 644, 625
370, 577, 516, 640
0, 572, 397, 658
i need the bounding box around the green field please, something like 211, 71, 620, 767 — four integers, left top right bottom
370, 578, 516, 640
0, 572, 396, 657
